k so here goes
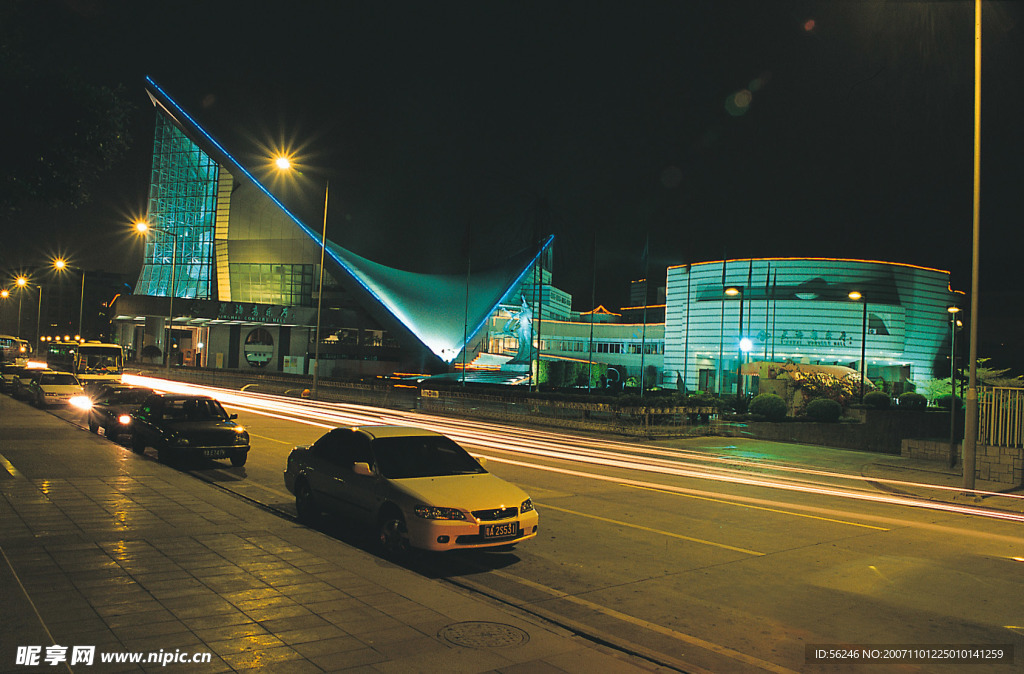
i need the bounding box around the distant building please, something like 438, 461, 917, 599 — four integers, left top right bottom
664, 259, 959, 394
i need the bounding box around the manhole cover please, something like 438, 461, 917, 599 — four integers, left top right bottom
438, 621, 530, 648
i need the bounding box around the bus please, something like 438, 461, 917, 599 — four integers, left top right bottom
0, 334, 30, 367
46, 341, 124, 387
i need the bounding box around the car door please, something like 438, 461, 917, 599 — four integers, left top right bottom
303, 429, 353, 514
332, 431, 380, 521
132, 397, 162, 445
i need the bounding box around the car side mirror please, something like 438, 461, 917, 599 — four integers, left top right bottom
474, 455, 488, 468
352, 462, 374, 477
229, 414, 238, 420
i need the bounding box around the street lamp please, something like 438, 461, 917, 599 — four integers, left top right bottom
134, 220, 178, 375
725, 286, 746, 408
848, 291, 868, 402
274, 155, 329, 400
947, 305, 962, 468
52, 257, 87, 339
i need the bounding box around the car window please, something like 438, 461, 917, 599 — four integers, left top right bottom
41, 373, 79, 386
372, 435, 486, 479
111, 389, 152, 404
311, 429, 349, 463
336, 431, 374, 469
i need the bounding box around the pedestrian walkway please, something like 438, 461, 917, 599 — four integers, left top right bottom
0, 395, 664, 673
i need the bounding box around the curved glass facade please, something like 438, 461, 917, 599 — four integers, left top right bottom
665, 259, 958, 393
135, 113, 219, 299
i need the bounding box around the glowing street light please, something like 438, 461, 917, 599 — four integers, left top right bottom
725, 286, 746, 408
848, 290, 868, 402
274, 155, 328, 400
947, 306, 963, 468
134, 220, 178, 374
52, 257, 87, 339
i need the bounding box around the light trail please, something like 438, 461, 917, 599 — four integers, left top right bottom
124, 375, 1024, 523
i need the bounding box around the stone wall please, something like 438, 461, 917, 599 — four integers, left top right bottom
902, 439, 1023, 487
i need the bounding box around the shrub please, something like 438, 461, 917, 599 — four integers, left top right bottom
806, 398, 842, 422
749, 393, 788, 421
862, 391, 891, 410
898, 392, 927, 410
934, 394, 963, 411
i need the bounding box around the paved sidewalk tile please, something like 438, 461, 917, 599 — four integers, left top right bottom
1, 395, 659, 673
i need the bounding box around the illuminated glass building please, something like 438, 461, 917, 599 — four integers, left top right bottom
664, 259, 960, 394
112, 78, 548, 376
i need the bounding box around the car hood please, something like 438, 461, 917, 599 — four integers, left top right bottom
389, 472, 529, 510
39, 385, 84, 394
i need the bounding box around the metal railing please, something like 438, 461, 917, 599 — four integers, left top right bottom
978, 386, 1024, 449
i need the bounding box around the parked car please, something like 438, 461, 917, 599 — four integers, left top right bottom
130, 393, 249, 466
86, 384, 154, 439
11, 367, 44, 400
27, 371, 87, 408
284, 425, 539, 557
1, 364, 26, 394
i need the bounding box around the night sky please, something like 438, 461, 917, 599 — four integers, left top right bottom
3, 1, 1023, 368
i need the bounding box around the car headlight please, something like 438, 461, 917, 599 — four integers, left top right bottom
234, 431, 249, 444
520, 498, 534, 514
414, 505, 466, 520
118, 414, 132, 425
69, 396, 92, 410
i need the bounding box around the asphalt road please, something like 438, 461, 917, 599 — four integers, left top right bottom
40, 376, 1024, 672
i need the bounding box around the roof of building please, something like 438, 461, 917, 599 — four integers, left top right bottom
143, 77, 550, 366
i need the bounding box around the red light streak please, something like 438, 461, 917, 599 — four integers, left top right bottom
124, 375, 1024, 523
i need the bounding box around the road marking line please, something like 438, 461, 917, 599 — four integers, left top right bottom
488, 569, 799, 674
0, 453, 23, 478
247, 432, 295, 445
624, 484, 891, 531
537, 503, 764, 556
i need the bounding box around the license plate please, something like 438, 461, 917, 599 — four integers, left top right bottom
203, 449, 228, 458
482, 522, 519, 539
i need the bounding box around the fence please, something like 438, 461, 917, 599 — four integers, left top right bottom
978, 386, 1024, 449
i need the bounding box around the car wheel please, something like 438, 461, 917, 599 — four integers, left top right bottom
131, 434, 146, 454
229, 452, 247, 467
378, 510, 412, 561
156, 445, 175, 464
294, 481, 320, 524
88, 418, 99, 434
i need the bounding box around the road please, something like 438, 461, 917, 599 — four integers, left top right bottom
56, 375, 1024, 672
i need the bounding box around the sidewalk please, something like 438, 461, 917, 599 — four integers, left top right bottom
0, 395, 664, 673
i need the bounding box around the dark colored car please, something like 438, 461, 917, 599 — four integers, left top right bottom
130, 393, 249, 466
12, 368, 48, 401
87, 384, 154, 439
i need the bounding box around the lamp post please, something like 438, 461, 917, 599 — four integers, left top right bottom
848, 291, 868, 401
15, 276, 27, 339
947, 306, 962, 468
274, 156, 328, 400
725, 286, 745, 408
135, 221, 177, 375
52, 258, 87, 339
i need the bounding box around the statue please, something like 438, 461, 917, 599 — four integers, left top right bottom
502, 296, 533, 365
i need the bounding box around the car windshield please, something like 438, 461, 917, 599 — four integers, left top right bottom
40, 373, 79, 386
81, 349, 122, 374
372, 435, 486, 479
164, 398, 229, 422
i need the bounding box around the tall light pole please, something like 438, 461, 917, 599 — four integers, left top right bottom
848, 291, 868, 401
274, 155, 328, 400
947, 306, 962, 468
52, 258, 87, 339
135, 221, 177, 375
962, 0, 983, 492
725, 286, 745, 408
15, 276, 27, 340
